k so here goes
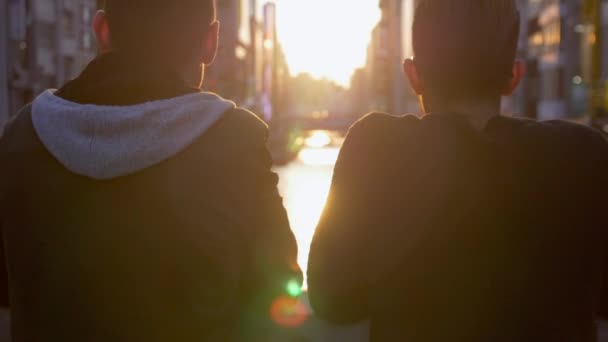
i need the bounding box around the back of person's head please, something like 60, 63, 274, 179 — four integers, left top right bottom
99, 0, 217, 66
410, 0, 520, 103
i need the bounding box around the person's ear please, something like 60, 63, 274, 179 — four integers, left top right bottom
503, 60, 526, 96
202, 21, 220, 65
93, 10, 112, 54
404, 58, 423, 95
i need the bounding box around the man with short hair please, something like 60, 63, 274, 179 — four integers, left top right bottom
0, 1, 301, 341
308, 1, 608, 341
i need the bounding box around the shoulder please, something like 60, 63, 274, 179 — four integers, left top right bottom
215, 107, 269, 141
2, 105, 32, 135
540, 120, 608, 174
499, 116, 606, 148
0, 105, 37, 196
197, 107, 269, 152
541, 119, 606, 144
350, 112, 420, 133
335, 113, 420, 170
191, 107, 271, 164
346, 112, 421, 144
0, 105, 36, 156
493, 116, 608, 166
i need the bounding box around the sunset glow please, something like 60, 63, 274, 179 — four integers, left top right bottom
276, 0, 381, 87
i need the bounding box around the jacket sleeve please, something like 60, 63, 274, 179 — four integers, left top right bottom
234, 114, 302, 307
0, 224, 8, 308
595, 133, 608, 319
0, 117, 13, 308
307, 118, 378, 324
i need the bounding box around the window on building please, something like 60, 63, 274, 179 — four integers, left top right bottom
82, 32, 92, 50
62, 9, 75, 37
542, 18, 561, 54
82, 6, 91, 24
37, 23, 56, 49
540, 67, 564, 101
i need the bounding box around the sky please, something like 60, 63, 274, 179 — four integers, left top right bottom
275, 0, 381, 87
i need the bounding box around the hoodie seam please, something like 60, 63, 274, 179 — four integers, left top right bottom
42, 89, 236, 111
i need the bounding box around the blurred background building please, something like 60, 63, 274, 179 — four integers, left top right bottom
347, 0, 419, 117
349, 0, 608, 137
350, 0, 607, 129
204, 0, 246, 105
204, 0, 290, 125
1, 0, 607, 129
2, 0, 97, 123
512, 0, 607, 128
0, 0, 292, 127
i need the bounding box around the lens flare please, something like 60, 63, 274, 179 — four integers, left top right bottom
286, 279, 303, 297
270, 296, 309, 328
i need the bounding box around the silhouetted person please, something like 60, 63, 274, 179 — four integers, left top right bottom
308, 1, 608, 341
0, 1, 301, 341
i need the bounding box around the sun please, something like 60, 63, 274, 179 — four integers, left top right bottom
275, 0, 381, 87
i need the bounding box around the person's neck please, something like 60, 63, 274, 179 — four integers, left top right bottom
424, 97, 502, 131
56, 51, 199, 106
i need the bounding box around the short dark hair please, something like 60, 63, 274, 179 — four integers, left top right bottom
412, 0, 520, 101
101, 0, 216, 65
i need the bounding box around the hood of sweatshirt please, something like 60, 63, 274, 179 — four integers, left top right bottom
31, 89, 236, 180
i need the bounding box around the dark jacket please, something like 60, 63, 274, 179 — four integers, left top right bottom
0, 53, 302, 341
308, 112, 608, 341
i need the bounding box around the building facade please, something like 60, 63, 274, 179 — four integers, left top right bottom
204, 0, 288, 124
520, 0, 607, 122
595, 0, 608, 128
374, 0, 405, 115
205, 0, 247, 104
1, 1, 10, 126
367, 0, 419, 115
4, 0, 97, 117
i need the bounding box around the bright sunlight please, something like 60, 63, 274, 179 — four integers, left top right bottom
276, 0, 382, 87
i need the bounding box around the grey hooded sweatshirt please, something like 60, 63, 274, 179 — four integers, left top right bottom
32, 89, 235, 180
0, 76, 301, 341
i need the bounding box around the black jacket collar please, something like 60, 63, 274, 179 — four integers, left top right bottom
56, 52, 199, 106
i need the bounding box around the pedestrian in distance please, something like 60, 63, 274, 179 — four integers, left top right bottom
0, 0, 302, 341
308, 0, 608, 341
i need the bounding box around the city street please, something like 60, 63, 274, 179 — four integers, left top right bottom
275, 130, 369, 341
0, 0, 606, 340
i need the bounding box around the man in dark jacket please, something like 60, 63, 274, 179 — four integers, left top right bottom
308, 1, 608, 341
0, 0, 301, 341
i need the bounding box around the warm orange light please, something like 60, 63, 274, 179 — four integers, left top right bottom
270, 296, 309, 328
263, 39, 274, 50
275, 156, 335, 287
298, 147, 340, 166
276, 0, 381, 86
304, 131, 332, 148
